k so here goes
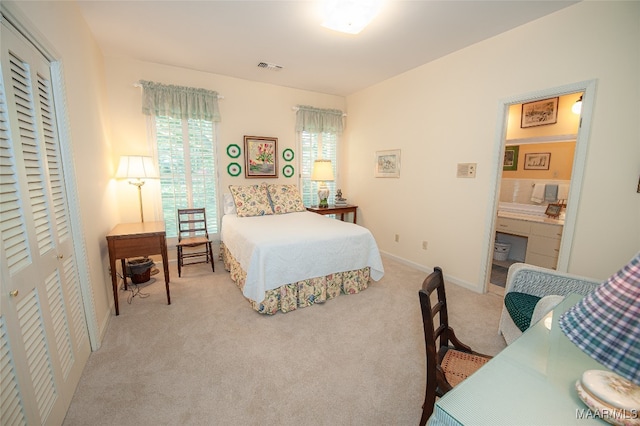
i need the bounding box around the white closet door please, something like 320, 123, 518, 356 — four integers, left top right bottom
0, 17, 90, 426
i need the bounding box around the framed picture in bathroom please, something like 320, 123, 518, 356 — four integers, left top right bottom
503, 146, 519, 171
545, 203, 562, 218
524, 152, 551, 170
521, 97, 559, 128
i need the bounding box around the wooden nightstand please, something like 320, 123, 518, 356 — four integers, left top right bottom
307, 204, 358, 224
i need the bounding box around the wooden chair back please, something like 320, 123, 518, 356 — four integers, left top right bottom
419, 266, 450, 424
418, 266, 479, 425
176, 208, 214, 276
177, 208, 209, 242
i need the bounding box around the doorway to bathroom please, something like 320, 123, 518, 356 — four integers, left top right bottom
482, 80, 597, 294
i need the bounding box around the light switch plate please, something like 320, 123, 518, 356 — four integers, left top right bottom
457, 163, 477, 178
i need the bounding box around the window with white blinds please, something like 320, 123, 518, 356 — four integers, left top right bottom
154, 115, 218, 238
300, 131, 338, 206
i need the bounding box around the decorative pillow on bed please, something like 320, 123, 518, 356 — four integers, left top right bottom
267, 184, 306, 214
229, 183, 274, 217
222, 193, 237, 215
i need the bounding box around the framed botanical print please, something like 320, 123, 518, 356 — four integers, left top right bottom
244, 136, 278, 178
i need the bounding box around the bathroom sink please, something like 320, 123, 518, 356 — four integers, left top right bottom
497, 202, 565, 225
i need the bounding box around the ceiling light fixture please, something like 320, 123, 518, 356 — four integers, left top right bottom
321, 0, 383, 35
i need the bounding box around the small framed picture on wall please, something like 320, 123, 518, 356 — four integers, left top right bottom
374, 149, 401, 178
503, 146, 519, 171
524, 152, 551, 170
521, 97, 559, 128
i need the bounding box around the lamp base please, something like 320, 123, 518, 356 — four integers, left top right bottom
317, 186, 330, 208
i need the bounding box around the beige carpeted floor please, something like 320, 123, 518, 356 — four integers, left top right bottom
63, 256, 506, 426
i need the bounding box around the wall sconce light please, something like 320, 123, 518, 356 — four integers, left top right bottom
116, 155, 159, 222
572, 95, 583, 115
311, 159, 335, 208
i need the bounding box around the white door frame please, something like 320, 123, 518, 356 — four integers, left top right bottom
480, 79, 598, 291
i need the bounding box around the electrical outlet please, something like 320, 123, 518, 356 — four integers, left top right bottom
422, 241, 428, 250
395, 234, 400, 243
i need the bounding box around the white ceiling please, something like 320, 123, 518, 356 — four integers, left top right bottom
75, 0, 577, 96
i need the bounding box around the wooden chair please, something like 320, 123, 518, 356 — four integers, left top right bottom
176, 208, 215, 277
419, 267, 492, 425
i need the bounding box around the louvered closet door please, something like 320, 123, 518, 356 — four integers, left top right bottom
0, 18, 90, 426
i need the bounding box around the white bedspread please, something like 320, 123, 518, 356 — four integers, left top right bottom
221, 211, 385, 303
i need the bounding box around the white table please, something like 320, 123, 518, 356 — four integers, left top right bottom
429, 294, 610, 425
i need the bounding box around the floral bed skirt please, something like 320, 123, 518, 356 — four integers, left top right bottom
220, 242, 371, 315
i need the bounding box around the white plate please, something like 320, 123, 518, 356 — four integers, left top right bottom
581, 370, 640, 412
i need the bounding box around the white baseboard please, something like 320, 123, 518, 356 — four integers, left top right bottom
379, 250, 482, 293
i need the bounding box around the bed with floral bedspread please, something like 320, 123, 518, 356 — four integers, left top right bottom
220, 184, 385, 314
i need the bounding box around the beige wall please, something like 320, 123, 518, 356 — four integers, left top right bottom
7, 0, 118, 340
503, 142, 575, 181
8, 0, 639, 338
103, 57, 346, 226
345, 1, 640, 289
8, 0, 346, 331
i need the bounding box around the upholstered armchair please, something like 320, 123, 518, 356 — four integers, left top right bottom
498, 263, 600, 345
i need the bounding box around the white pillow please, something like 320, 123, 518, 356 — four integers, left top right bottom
223, 193, 237, 215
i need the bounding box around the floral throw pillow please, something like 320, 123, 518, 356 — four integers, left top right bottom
267, 184, 306, 214
229, 183, 274, 217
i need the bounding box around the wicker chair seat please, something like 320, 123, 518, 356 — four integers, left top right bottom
177, 236, 210, 247
441, 349, 491, 387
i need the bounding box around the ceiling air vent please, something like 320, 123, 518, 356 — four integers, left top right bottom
257, 61, 283, 71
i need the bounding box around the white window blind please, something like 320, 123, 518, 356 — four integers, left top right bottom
300, 131, 338, 206
154, 116, 218, 238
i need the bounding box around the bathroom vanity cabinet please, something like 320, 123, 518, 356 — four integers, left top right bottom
496, 217, 563, 269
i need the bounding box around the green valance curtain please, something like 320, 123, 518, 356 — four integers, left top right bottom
295, 105, 344, 134
140, 80, 221, 122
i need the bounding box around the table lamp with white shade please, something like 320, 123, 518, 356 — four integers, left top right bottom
311, 159, 334, 208
558, 251, 640, 423
116, 155, 159, 222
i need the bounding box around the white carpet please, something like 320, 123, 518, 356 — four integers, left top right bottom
63, 256, 506, 426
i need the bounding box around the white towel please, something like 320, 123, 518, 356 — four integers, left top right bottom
557, 184, 570, 201
531, 183, 545, 203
